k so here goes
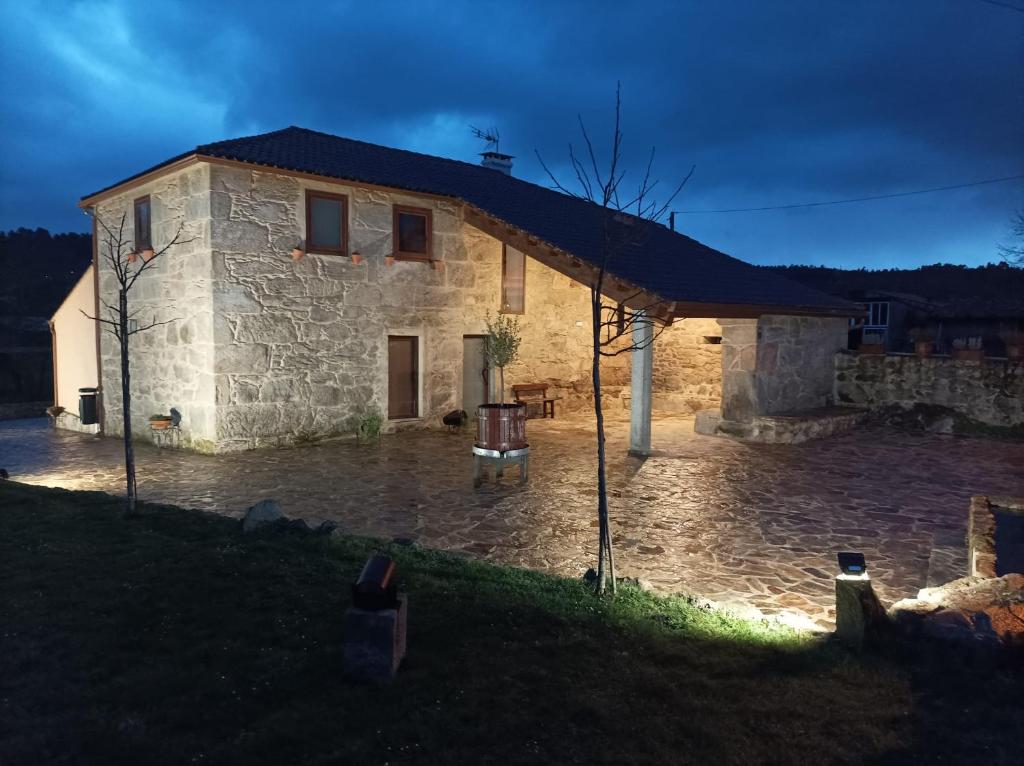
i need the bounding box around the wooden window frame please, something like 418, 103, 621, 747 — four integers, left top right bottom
305, 189, 349, 255
133, 195, 152, 251
500, 244, 526, 315
392, 205, 433, 261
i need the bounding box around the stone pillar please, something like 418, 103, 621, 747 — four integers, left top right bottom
717, 319, 760, 424
629, 312, 654, 456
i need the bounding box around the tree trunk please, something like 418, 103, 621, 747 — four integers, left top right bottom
591, 287, 615, 595
119, 289, 137, 514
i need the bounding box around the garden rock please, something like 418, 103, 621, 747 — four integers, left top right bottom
241, 499, 284, 533
888, 574, 1024, 648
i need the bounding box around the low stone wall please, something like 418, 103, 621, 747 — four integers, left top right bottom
835, 353, 1024, 429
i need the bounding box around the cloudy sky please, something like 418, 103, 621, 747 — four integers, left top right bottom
0, 0, 1021, 267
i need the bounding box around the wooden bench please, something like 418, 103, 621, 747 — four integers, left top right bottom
512, 383, 559, 419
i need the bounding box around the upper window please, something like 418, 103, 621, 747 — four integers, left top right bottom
134, 196, 152, 251
393, 205, 432, 260
306, 190, 348, 254
501, 245, 525, 314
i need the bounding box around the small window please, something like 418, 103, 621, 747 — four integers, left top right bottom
393, 205, 432, 260
865, 301, 889, 328
501, 245, 525, 314
305, 190, 348, 254
134, 196, 152, 251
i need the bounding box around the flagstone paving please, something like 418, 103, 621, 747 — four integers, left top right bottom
2, 416, 1021, 628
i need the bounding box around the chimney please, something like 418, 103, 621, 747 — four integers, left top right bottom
480, 151, 514, 176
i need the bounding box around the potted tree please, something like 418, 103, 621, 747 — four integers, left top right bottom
476, 315, 526, 452
908, 327, 935, 358
1000, 330, 1024, 361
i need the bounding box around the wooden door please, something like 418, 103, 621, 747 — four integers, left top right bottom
388, 335, 418, 419
462, 335, 488, 416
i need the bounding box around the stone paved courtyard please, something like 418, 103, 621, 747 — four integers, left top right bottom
2, 416, 1022, 628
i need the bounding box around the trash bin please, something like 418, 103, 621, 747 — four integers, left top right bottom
79, 387, 98, 425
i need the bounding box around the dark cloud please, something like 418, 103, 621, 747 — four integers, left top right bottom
1, 0, 1021, 267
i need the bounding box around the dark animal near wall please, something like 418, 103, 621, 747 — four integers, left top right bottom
442, 410, 468, 431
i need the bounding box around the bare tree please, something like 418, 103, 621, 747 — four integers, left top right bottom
537, 85, 693, 594
84, 212, 189, 514
999, 209, 1024, 266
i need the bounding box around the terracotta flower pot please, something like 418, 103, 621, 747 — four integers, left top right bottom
951, 348, 984, 363
914, 340, 933, 358
291, 247, 305, 261
431, 260, 445, 272
141, 248, 155, 262
385, 255, 396, 267
150, 418, 173, 430
351, 252, 364, 265
127, 252, 139, 264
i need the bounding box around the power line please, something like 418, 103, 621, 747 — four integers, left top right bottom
675, 173, 1024, 214
973, 0, 1024, 13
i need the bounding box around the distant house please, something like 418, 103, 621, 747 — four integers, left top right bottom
848, 290, 1023, 356
55, 127, 855, 453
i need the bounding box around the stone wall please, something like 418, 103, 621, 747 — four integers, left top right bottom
651, 318, 722, 414
716, 315, 849, 424
835, 353, 1024, 428
95, 164, 216, 451
756, 315, 849, 414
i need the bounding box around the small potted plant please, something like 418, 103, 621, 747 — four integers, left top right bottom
141, 247, 156, 262
351, 250, 364, 265
385, 254, 396, 267
907, 327, 935, 358
951, 336, 984, 362
857, 331, 886, 356
999, 331, 1024, 361
356, 410, 383, 443
149, 413, 173, 430
291, 241, 305, 261
431, 259, 445, 272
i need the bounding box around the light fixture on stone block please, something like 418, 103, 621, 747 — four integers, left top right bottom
837, 551, 868, 579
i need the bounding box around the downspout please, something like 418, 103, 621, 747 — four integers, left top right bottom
48, 319, 58, 409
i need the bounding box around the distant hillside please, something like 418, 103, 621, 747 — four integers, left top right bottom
760, 263, 1024, 302
0, 229, 92, 320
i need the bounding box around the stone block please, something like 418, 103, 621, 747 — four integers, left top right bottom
834, 575, 888, 650
343, 595, 408, 683
242, 499, 284, 532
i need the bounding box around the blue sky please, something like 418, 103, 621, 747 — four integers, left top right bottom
0, 0, 1021, 268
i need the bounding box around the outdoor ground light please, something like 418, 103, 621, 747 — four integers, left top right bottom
837, 551, 868, 579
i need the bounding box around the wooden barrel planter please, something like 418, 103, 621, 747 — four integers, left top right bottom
476, 403, 527, 452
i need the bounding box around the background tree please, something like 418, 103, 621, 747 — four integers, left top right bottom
85, 213, 188, 514
999, 209, 1024, 266
538, 85, 692, 594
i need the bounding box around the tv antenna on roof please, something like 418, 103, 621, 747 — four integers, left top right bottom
470, 125, 501, 153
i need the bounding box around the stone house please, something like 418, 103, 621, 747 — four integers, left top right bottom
60, 127, 855, 453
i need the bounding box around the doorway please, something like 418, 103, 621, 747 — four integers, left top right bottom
462, 335, 488, 416
388, 335, 419, 419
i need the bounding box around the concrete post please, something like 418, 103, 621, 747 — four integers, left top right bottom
629, 312, 654, 456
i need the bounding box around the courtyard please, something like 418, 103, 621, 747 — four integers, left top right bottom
2, 415, 1022, 628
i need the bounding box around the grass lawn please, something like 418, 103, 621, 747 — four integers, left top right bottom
1, 482, 1020, 765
